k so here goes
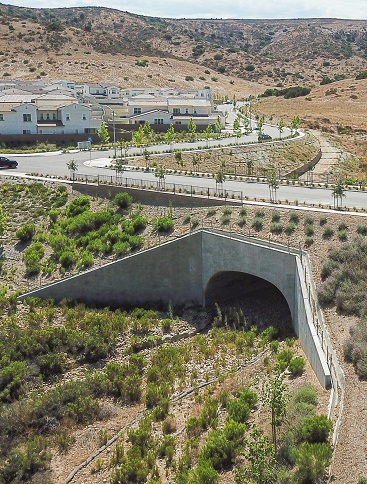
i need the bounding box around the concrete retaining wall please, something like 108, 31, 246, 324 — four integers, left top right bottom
20, 229, 331, 388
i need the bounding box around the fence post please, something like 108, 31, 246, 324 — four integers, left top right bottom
97, 174, 100, 185
173, 183, 176, 194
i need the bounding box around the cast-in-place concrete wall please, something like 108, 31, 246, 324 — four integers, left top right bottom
20, 229, 331, 388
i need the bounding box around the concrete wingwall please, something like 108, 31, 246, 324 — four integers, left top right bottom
20, 229, 331, 388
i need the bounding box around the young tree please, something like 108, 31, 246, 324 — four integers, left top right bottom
66, 159, 78, 180
215, 116, 223, 137
192, 153, 201, 174
154, 165, 166, 188
257, 116, 264, 136
164, 124, 176, 152
277, 119, 286, 139
132, 125, 145, 154
174, 149, 183, 168
203, 123, 214, 147
290, 115, 300, 136
187, 117, 197, 140
262, 371, 288, 452
114, 158, 125, 179
143, 148, 151, 170
332, 178, 346, 209
214, 170, 226, 192
117, 140, 130, 162
98, 122, 110, 147
143, 120, 154, 142
267, 172, 279, 203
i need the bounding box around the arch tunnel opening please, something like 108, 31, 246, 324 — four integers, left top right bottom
204, 271, 293, 336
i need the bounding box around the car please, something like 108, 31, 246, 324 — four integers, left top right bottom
258, 134, 272, 142
0, 157, 18, 168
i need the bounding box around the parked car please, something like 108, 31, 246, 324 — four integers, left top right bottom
258, 134, 272, 142
0, 157, 18, 168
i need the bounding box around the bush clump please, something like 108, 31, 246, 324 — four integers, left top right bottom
114, 192, 133, 209
16, 223, 36, 242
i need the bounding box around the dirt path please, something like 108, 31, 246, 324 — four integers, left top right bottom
323, 308, 367, 483
301, 130, 343, 182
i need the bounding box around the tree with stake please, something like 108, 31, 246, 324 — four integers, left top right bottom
174, 149, 183, 168
98, 122, 110, 148
142, 149, 151, 170
257, 116, 264, 136
114, 158, 125, 180
154, 165, 166, 189
262, 371, 287, 452
203, 123, 214, 147
143, 120, 154, 143
290, 115, 300, 137
132, 125, 145, 154
187, 117, 197, 141
214, 170, 226, 193
117, 140, 130, 162
267, 172, 279, 203
164, 124, 176, 152
192, 153, 201, 174
332, 178, 346, 209
215, 116, 223, 138
66, 159, 78, 180
277, 118, 286, 139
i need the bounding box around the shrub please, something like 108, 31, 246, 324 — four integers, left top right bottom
322, 226, 334, 239
299, 415, 332, 443
289, 212, 299, 223
270, 222, 283, 234
304, 237, 314, 247
338, 229, 347, 241
154, 216, 174, 233
185, 75, 194, 81
188, 458, 219, 483
272, 211, 281, 222
16, 223, 36, 241
114, 192, 132, 209
305, 225, 314, 236
292, 442, 332, 483
289, 356, 306, 376
1, 436, 51, 482
59, 250, 78, 268
285, 222, 296, 235
66, 196, 90, 216
251, 217, 263, 231
357, 224, 367, 235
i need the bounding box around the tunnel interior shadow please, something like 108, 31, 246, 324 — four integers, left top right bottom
205, 271, 293, 336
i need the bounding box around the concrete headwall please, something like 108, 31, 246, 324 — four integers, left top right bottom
20, 229, 331, 388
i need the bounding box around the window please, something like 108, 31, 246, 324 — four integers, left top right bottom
173, 108, 180, 114
134, 107, 142, 114
185, 108, 189, 114
66, 114, 70, 121
23, 129, 31, 134
175, 121, 182, 125
40, 113, 44, 120
23, 113, 31, 122
53, 113, 56, 120
46, 113, 50, 120
82, 114, 87, 120
154, 118, 164, 124
0, 114, 4, 121
39, 129, 43, 133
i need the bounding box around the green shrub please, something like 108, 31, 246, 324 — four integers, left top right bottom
187, 458, 219, 483
289, 212, 299, 223
1, 436, 51, 482
59, 250, 78, 268
154, 216, 174, 232
322, 226, 334, 239
304, 236, 314, 247
16, 223, 36, 241
292, 442, 332, 483
305, 225, 314, 236
285, 222, 296, 235
319, 216, 327, 226
293, 385, 317, 406
66, 196, 90, 216
251, 217, 263, 231
270, 222, 283, 234
272, 211, 281, 222
238, 216, 246, 227
338, 229, 348, 241
114, 192, 133, 208
357, 224, 367, 235
289, 356, 306, 376
299, 415, 332, 443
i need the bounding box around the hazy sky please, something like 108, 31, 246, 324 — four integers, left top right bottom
3, 0, 367, 20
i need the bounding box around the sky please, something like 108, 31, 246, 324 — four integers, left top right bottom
2, 0, 367, 20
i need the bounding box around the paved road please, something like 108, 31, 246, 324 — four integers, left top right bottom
1, 150, 367, 210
